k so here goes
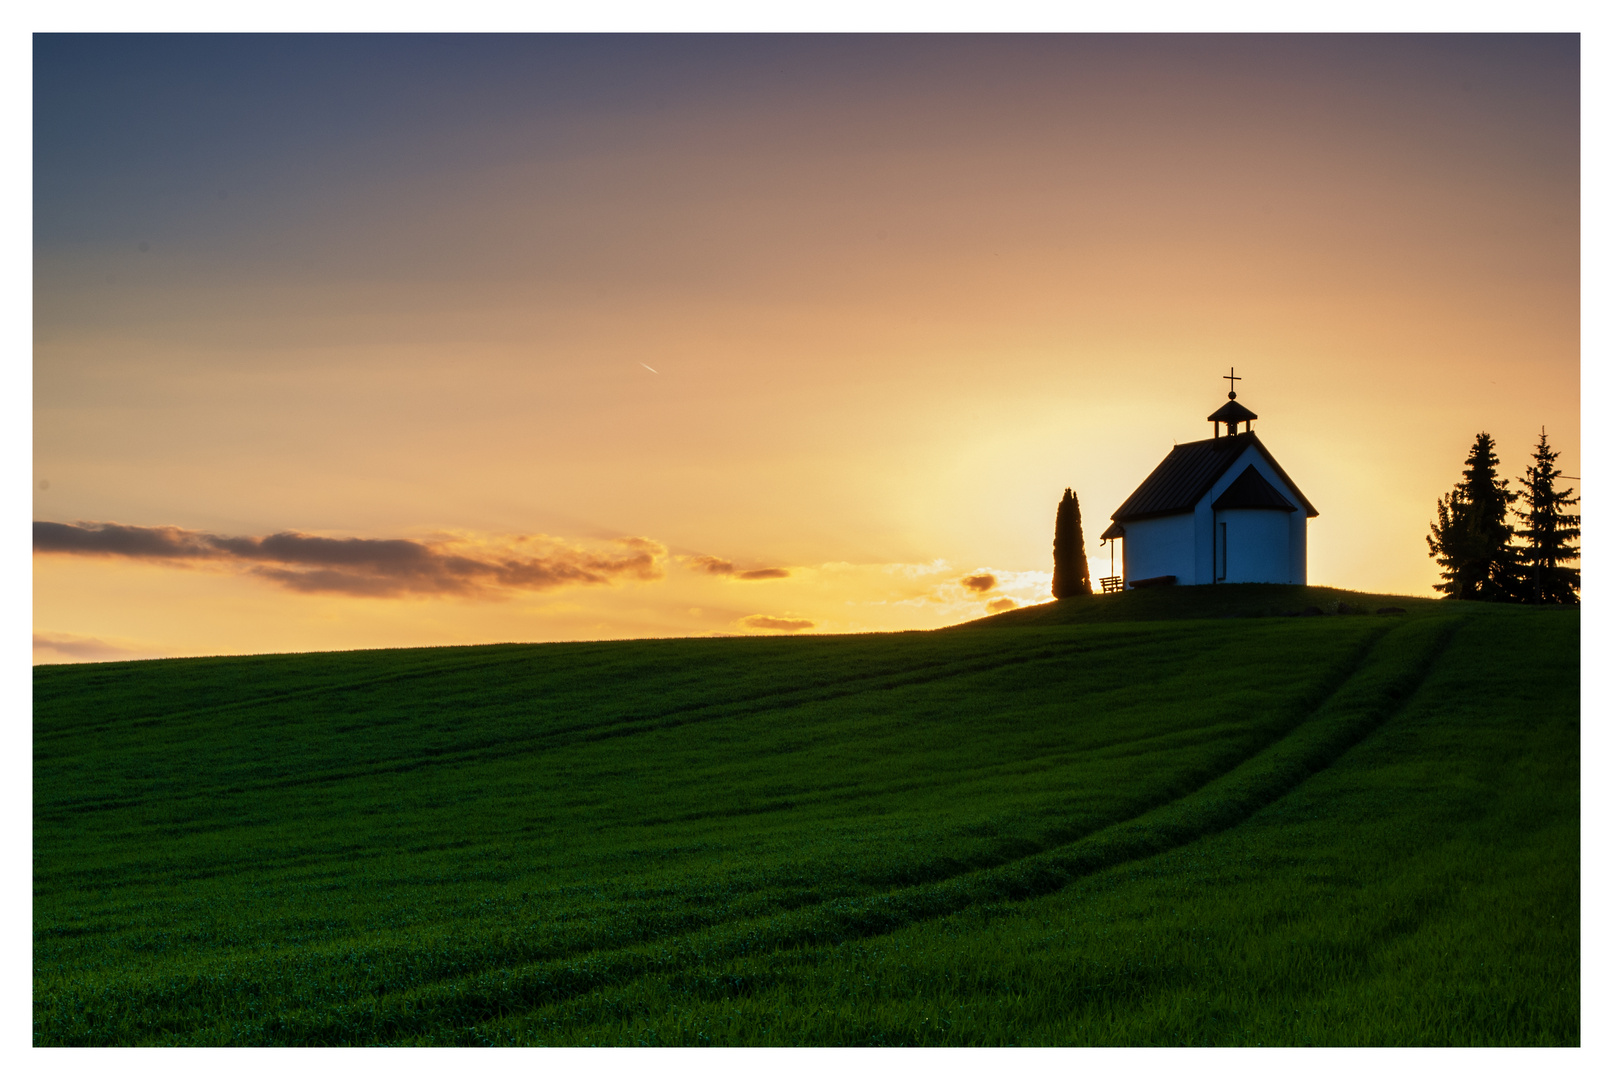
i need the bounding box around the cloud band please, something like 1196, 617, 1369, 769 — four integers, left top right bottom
34, 521, 665, 599
685, 554, 791, 580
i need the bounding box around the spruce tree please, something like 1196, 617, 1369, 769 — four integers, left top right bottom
1515, 428, 1580, 604
1426, 432, 1521, 601
1051, 488, 1093, 599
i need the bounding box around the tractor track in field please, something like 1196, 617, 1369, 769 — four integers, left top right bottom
144, 616, 1458, 1046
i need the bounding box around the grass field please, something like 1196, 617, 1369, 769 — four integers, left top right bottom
33, 584, 1579, 1045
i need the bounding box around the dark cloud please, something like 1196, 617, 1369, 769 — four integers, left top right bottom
34, 521, 222, 559
960, 572, 997, 593
986, 597, 1019, 614
741, 614, 814, 632
686, 554, 790, 580
34, 520, 665, 599
735, 567, 790, 580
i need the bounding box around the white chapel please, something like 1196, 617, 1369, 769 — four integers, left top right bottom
1099, 373, 1317, 588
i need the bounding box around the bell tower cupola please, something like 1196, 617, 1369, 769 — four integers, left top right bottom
1207, 367, 1258, 438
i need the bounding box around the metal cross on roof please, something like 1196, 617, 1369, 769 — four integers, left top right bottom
1223, 367, 1242, 399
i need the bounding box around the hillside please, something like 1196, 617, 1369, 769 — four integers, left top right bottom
33, 584, 1579, 1045
971, 582, 1452, 627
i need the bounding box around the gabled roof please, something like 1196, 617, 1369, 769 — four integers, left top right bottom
1105, 432, 1318, 531
1212, 464, 1298, 512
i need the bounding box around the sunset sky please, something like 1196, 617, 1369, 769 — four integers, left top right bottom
32, 33, 1580, 663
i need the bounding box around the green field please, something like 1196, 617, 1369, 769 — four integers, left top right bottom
33, 584, 1579, 1045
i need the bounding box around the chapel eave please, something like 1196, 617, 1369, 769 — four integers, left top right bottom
1206, 399, 1258, 425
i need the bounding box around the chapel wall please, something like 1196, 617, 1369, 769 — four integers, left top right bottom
1123, 513, 1195, 585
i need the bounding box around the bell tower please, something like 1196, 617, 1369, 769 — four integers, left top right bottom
1207, 367, 1258, 438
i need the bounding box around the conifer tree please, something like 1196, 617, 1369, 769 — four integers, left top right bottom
1052, 488, 1093, 599
1426, 432, 1521, 601
1515, 428, 1580, 604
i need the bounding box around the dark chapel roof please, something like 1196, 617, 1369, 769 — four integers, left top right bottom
1099, 431, 1318, 539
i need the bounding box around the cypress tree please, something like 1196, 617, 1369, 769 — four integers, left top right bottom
1051, 488, 1093, 599
1426, 432, 1521, 601
1515, 428, 1580, 604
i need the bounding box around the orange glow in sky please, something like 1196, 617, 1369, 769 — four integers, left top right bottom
33, 35, 1579, 663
